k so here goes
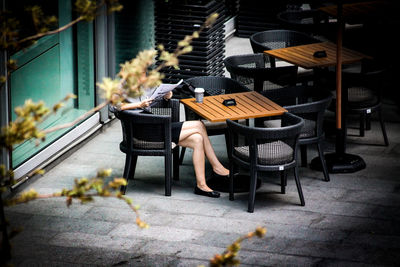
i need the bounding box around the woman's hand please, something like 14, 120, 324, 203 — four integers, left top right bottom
120, 98, 152, 110
139, 98, 153, 108
163, 91, 173, 100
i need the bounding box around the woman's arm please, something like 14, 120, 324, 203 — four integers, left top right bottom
120, 91, 171, 111
120, 98, 153, 110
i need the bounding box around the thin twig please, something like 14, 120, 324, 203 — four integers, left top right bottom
17, 16, 84, 45
42, 101, 109, 134
35, 192, 62, 199
25, 192, 142, 221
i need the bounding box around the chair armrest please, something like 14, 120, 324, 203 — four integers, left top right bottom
227, 113, 304, 140
147, 99, 180, 123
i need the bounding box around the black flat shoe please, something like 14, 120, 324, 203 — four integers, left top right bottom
194, 186, 220, 198
212, 171, 229, 180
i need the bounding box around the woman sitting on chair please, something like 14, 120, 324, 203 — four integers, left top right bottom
120, 91, 229, 198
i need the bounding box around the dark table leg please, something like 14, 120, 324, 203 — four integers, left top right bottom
310, 84, 366, 173
311, 129, 366, 173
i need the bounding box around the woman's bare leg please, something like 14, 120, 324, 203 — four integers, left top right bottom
178, 121, 229, 176
178, 132, 212, 192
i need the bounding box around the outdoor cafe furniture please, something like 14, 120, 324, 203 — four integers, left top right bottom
318, 0, 391, 25
180, 91, 287, 193
264, 41, 366, 69
223, 53, 297, 93
180, 91, 287, 123
178, 76, 250, 164
276, 9, 336, 38
264, 40, 371, 173
110, 99, 180, 195
226, 112, 305, 213
250, 29, 320, 55
333, 60, 389, 146
261, 85, 333, 181
263, 41, 368, 92
250, 29, 320, 85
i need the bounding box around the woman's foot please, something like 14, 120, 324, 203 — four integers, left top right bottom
212, 166, 229, 177
194, 186, 220, 198
212, 169, 229, 179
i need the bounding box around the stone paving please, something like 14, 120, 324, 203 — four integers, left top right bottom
4, 37, 400, 266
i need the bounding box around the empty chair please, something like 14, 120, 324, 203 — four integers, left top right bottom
184, 76, 251, 96
227, 112, 305, 213
341, 61, 389, 146
277, 9, 336, 38
262, 85, 332, 181
179, 76, 250, 164
250, 29, 320, 84
111, 99, 180, 195
250, 29, 320, 55
223, 53, 298, 93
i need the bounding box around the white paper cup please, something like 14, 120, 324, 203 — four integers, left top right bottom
194, 88, 205, 103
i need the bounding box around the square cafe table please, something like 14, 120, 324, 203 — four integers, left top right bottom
318, 1, 390, 20
264, 41, 369, 69
180, 91, 287, 122
181, 91, 287, 192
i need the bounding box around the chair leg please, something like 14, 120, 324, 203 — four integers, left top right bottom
300, 145, 307, 167
280, 170, 286, 194
317, 142, 330, 182
366, 113, 371, 130
121, 155, 137, 194
229, 163, 235, 201
179, 147, 186, 165
359, 113, 365, 137
173, 148, 179, 181
130, 156, 138, 180
378, 109, 389, 146
293, 167, 305, 206
121, 155, 131, 195
247, 167, 258, 213
224, 132, 231, 156
165, 154, 172, 196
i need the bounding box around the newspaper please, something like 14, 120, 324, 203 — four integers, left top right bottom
149, 79, 183, 100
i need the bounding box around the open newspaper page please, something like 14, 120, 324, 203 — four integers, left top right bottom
149, 79, 183, 100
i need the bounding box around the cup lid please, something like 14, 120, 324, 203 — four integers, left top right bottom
194, 87, 205, 93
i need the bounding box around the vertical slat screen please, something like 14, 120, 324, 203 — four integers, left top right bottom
115, 0, 155, 73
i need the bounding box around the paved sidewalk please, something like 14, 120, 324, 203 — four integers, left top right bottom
5, 37, 400, 266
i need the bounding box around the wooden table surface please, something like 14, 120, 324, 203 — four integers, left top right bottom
180, 91, 287, 122
264, 42, 370, 69
319, 1, 390, 19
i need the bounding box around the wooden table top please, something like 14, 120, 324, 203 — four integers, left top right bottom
319, 1, 390, 19
180, 91, 287, 122
264, 42, 370, 69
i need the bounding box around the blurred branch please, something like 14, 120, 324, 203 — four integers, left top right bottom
42, 100, 109, 134
17, 16, 84, 45
209, 227, 267, 267
5, 169, 148, 228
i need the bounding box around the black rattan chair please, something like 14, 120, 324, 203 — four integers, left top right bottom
262, 85, 332, 181
223, 53, 298, 93
227, 112, 305, 213
179, 76, 251, 164
250, 29, 320, 57
250, 29, 320, 85
340, 61, 389, 146
276, 9, 335, 37
111, 99, 180, 195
